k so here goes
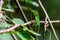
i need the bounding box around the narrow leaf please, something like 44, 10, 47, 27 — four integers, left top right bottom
23, 27, 41, 36
15, 30, 32, 40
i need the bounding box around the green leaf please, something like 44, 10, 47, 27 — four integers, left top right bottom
23, 27, 41, 36
12, 18, 40, 39
22, 7, 40, 30
0, 33, 13, 40
32, 10, 40, 26
31, 1, 39, 7
12, 18, 24, 24
2, 8, 14, 12
0, 22, 11, 29
4, 22, 11, 27
12, 18, 32, 40
2, 16, 7, 21
24, 8, 40, 33
19, 0, 39, 7
22, 6, 28, 10
31, 10, 40, 40
2, 15, 10, 21
15, 30, 32, 40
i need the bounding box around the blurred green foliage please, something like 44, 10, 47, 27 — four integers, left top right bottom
0, 0, 59, 40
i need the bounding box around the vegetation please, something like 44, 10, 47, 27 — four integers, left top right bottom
0, 0, 60, 40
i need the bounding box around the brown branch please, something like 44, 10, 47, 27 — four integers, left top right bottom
0, 0, 59, 40
0, 21, 32, 33
0, 20, 60, 33
44, 17, 48, 31
11, 33, 18, 40
38, 0, 59, 40
16, 0, 28, 22
16, 0, 33, 30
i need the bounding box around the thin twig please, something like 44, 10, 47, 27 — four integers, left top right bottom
38, 0, 59, 40
0, 20, 60, 33
44, 17, 49, 40
0, 21, 32, 33
24, 0, 33, 30
32, 20, 60, 23
16, 0, 33, 30
44, 17, 48, 31
11, 33, 18, 40
16, 0, 28, 22
4, 14, 15, 24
